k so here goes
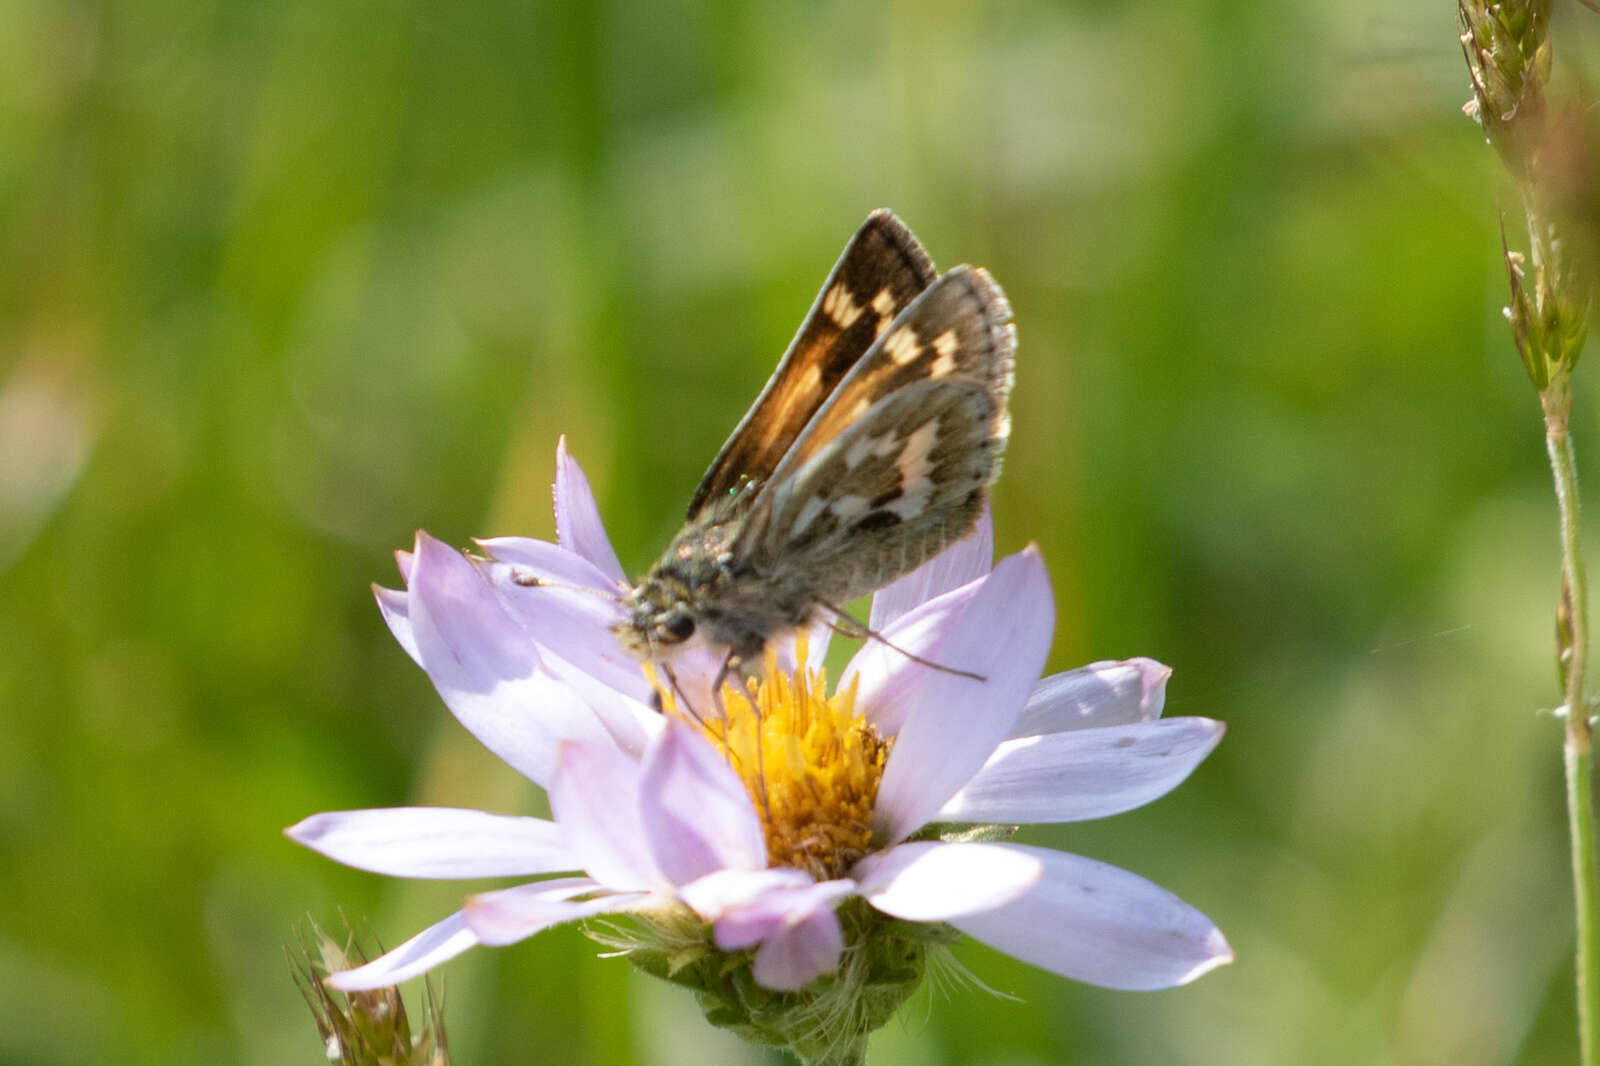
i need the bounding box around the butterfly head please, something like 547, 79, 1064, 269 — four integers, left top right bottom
615, 568, 703, 660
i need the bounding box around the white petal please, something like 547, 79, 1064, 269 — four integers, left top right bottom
678, 867, 816, 919
936, 718, 1225, 824
470, 549, 658, 754
373, 585, 420, 666
657, 644, 732, 713
472, 535, 623, 595
324, 912, 478, 991
408, 533, 615, 787
842, 578, 985, 736
534, 649, 661, 759
771, 615, 834, 678
1010, 658, 1172, 738
553, 437, 628, 584
950, 845, 1234, 990
869, 504, 993, 632
471, 535, 655, 714
707, 879, 856, 948
548, 740, 664, 892
639, 720, 767, 884
871, 547, 1056, 844
286, 808, 576, 879
463, 879, 647, 945
752, 906, 844, 991
474, 553, 648, 697
856, 842, 1041, 921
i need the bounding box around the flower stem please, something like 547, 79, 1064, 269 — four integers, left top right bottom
1569, 732, 1599, 1066
1549, 419, 1600, 1066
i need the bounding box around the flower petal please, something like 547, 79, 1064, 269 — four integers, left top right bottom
869, 504, 993, 633
856, 842, 1042, 921
549, 740, 664, 892
753, 906, 844, 991
373, 584, 421, 666
678, 866, 817, 919
472, 535, 622, 596
463, 879, 648, 946
648, 643, 733, 715
936, 718, 1225, 824
554, 437, 627, 584
1010, 658, 1171, 739
470, 536, 647, 703
707, 879, 856, 948
871, 547, 1056, 844
471, 548, 658, 753
639, 720, 767, 884
771, 615, 834, 679
534, 649, 661, 758
286, 808, 576, 879
950, 845, 1234, 990
408, 532, 614, 786
842, 577, 985, 736
324, 912, 479, 991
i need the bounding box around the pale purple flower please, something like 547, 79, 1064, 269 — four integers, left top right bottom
289, 439, 1232, 995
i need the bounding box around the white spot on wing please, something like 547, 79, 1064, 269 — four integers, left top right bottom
873, 290, 898, 338
929, 330, 959, 377
823, 283, 863, 329
883, 327, 919, 366
886, 420, 940, 519
792, 495, 829, 536
844, 432, 883, 469
830, 494, 871, 521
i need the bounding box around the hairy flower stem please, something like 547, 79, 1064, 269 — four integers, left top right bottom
1550, 420, 1600, 1066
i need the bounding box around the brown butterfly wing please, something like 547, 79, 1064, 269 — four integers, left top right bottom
686, 209, 938, 519
736, 266, 1016, 599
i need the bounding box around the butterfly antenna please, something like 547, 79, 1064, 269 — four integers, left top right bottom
818, 602, 987, 682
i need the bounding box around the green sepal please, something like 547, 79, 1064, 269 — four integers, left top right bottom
603, 898, 952, 1063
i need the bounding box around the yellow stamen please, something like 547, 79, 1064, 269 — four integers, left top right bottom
647, 636, 890, 880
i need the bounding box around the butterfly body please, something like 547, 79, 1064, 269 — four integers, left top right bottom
615, 211, 1015, 667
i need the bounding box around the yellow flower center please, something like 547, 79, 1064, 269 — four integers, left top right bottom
647, 638, 889, 880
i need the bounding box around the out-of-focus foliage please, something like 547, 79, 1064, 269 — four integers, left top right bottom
2, 1, 1598, 1063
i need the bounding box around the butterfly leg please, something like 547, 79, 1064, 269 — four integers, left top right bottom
658, 661, 713, 728
817, 601, 987, 682
709, 652, 739, 722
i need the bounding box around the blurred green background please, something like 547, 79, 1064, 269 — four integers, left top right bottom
4, 1, 1598, 1063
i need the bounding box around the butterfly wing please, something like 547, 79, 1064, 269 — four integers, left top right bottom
737, 265, 1015, 600
686, 209, 938, 519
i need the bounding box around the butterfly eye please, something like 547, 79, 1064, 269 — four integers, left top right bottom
661, 615, 696, 642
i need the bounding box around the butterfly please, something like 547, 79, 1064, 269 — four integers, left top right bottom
614, 210, 1015, 679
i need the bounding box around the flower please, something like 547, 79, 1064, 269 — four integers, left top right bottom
288, 439, 1232, 1012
